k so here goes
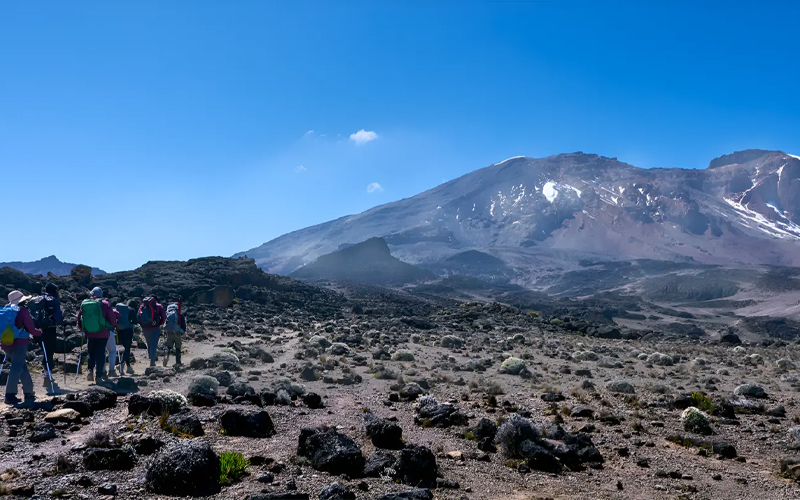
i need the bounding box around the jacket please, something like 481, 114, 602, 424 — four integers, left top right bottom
1, 306, 43, 352
77, 299, 118, 340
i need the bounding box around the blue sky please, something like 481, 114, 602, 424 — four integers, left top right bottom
2, 1, 799, 272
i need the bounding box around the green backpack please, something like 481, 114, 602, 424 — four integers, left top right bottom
80, 299, 111, 334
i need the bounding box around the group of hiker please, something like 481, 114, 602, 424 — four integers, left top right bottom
1, 284, 187, 405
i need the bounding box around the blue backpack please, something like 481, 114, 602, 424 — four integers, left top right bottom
116, 304, 133, 330
0, 305, 23, 346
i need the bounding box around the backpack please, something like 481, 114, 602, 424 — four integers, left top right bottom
80, 298, 111, 334
0, 305, 23, 346
164, 303, 184, 333
139, 297, 159, 328
116, 304, 132, 330
29, 294, 57, 329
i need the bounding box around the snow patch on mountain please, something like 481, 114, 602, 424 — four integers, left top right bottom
542, 181, 559, 202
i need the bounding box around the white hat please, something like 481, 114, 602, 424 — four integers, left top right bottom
8, 290, 24, 306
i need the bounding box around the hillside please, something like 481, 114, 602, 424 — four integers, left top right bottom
237, 150, 800, 282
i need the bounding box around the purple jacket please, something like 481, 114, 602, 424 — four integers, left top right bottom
1, 306, 43, 352
139, 303, 166, 331
77, 300, 118, 340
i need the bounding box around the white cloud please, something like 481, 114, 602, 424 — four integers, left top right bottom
349, 129, 378, 145
303, 130, 314, 136
366, 182, 383, 193
295, 165, 307, 173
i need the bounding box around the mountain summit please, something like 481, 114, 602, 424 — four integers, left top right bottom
237, 150, 800, 282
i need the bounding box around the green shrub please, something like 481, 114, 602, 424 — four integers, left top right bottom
691, 392, 716, 414
219, 451, 249, 486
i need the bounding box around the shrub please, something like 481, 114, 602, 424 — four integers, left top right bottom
495, 415, 540, 458
391, 350, 415, 362
500, 357, 526, 375
691, 392, 716, 414
681, 407, 712, 435
219, 451, 249, 486
148, 390, 188, 414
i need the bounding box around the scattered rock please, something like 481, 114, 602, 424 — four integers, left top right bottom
145, 440, 220, 496
297, 427, 365, 477
220, 408, 276, 438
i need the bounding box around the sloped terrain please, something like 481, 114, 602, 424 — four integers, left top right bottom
2, 260, 800, 499
290, 238, 435, 286
237, 150, 800, 278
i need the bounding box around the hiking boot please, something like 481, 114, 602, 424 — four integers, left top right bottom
46, 380, 60, 395
126, 364, 134, 375
87, 372, 94, 382
107, 368, 117, 378
150, 360, 156, 367
4, 394, 20, 405
23, 393, 36, 404
162, 356, 169, 367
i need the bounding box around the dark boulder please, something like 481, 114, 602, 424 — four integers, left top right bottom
79, 386, 117, 411
29, 422, 56, 443
83, 446, 137, 471
297, 427, 365, 477
220, 408, 275, 438
145, 440, 220, 496
163, 411, 204, 437
471, 418, 497, 441
364, 413, 403, 449
394, 444, 437, 487
363, 451, 396, 477
413, 396, 468, 428
302, 392, 324, 409
318, 482, 356, 500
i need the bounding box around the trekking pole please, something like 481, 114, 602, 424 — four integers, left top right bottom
63, 325, 67, 386
41, 340, 53, 387
76, 335, 84, 378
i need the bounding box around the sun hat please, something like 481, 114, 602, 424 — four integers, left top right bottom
8, 290, 24, 306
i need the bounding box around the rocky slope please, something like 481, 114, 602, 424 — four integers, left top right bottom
237, 150, 800, 279
2, 259, 800, 499
290, 238, 435, 286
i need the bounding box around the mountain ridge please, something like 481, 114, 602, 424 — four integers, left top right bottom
236, 149, 800, 281
0, 255, 105, 277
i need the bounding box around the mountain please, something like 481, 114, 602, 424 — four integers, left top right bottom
289, 237, 435, 286
0, 255, 105, 277
237, 150, 800, 285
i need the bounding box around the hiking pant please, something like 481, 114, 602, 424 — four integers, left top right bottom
41, 327, 57, 376
106, 334, 117, 370
165, 331, 182, 364
117, 328, 134, 365
4, 344, 33, 397
144, 329, 161, 362
87, 338, 107, 378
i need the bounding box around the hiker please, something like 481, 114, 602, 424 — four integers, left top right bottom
138, 296, 165, 367
77, 287, 117, 382
1, 291, 43, 405
162, 301, 187, 367
28, 283, 64, 393
115, 299, 138, 374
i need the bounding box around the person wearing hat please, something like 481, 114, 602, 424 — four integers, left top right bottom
38, 283, 64, 393
1, 291, 43, 405
77, 287, 117, 382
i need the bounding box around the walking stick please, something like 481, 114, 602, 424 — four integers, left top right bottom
41, 340, 53, 387
76, 335, 84, 378
63, 325, 67, 386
